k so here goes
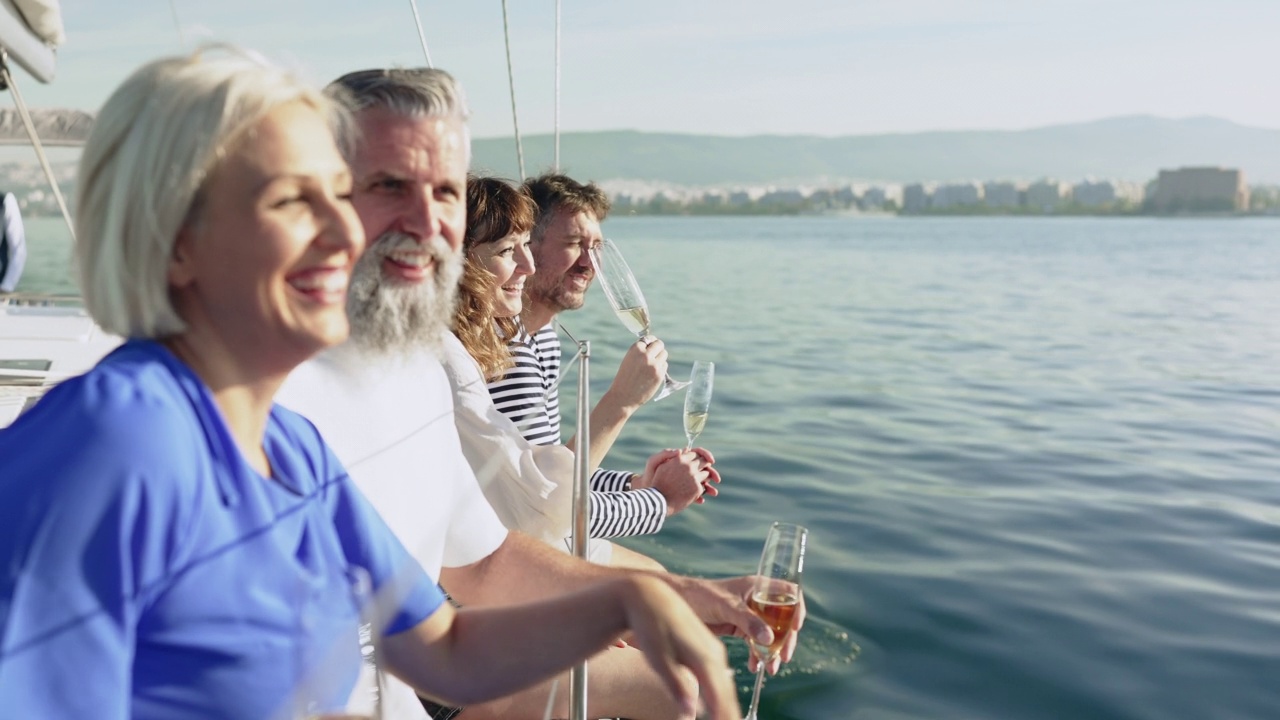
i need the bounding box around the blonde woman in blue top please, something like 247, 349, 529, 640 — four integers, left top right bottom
0, 46, 740, 720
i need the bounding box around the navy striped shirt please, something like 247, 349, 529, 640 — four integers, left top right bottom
488, 322, 666, 538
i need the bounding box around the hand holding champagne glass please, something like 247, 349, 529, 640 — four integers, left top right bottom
744, 522, 807, 720
683, 361, 714, 450
588, 238, 690, 401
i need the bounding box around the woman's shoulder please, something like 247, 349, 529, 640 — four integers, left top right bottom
0, 342, 211, 509
268, 403, 327, 451
20, 341, 198, 441
266, 403, 348, 491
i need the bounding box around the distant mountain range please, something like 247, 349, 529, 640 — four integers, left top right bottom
3, 113, 1276, 188
470, 116, 1280, 187
0, 108, 92, 146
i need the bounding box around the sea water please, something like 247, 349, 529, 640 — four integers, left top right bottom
18, 215, 1280, 719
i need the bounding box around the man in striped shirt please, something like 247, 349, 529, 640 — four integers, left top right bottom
489, 173, 720, 540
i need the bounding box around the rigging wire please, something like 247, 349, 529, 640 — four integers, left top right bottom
554, 0, 561, 171
407, 0, 434, 68
501, 0, 526, 181
167, 0, 185, 49
0, 52, 75, 242
552, 322, 582, 391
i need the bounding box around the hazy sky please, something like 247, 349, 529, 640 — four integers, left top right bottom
15, 0, 1280, 139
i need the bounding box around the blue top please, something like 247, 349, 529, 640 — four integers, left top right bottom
0, 340, 444, 719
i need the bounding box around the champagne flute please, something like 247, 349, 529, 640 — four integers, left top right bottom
299, 566, 383, 720
744, 522, 807, 720
683, 361, 714, 450
587, 238, 690, 401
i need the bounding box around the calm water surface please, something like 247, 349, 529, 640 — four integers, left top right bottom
19, 215, 1280, 719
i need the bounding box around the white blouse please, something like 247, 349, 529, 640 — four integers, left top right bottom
439, 332, 613, 563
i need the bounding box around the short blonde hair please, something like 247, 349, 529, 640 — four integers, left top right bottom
75, 45, 349, 338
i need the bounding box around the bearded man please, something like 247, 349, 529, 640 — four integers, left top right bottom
277, 68, 798, 720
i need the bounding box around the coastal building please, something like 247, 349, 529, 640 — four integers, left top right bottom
728, 188, 767, 207
932, 182, 983, 209
699, 189, 729, 207
758, 187, 809, 208
861, 185, 887, 210
1073, 178, 1145, 208
1025, 179, 1071, 212
1149, 167, 1248, 212
834, 185, 858, 207
902, 182, 935, 213
983, 181, 1021, 209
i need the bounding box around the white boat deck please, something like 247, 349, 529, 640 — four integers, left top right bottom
0, 294, 120, 427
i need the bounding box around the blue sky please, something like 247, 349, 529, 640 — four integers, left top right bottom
15, 0, 1280, 138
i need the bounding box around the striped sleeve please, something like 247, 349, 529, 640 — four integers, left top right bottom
588, 488, 666, 539
491, 322, 667, 539
590, 468, 633, 492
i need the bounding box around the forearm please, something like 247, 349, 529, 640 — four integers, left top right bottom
384, 579, 634, 706
440, 531, 625, 607
588, 488, 666, 538
459, 646, 689, 720
564, 388, 638, 470
443, 532, 727, 630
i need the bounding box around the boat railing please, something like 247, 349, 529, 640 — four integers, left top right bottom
1, 292, 88, 314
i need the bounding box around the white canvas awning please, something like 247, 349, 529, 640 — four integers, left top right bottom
0, 0, 61, 84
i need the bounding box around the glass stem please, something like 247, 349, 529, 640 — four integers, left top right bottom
745, 664, 767, 720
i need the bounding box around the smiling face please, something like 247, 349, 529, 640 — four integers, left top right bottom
343, 107, 470, 354
167, 100, 363, 370
350, 106, 468, 281
525, 208, 602, 318
469, 231, 534, 319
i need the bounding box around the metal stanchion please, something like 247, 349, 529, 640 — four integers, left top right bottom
569, 340, 590, 720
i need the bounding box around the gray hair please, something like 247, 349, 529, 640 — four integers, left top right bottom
75, 44, 348, 338
326, 68, 470, 161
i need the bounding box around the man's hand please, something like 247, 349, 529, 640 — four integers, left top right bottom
602, 336, 667, 413
746, 589, 806, 675
632, 448, 718, 516
663, 575, 806, 676
618, 576, 740, 720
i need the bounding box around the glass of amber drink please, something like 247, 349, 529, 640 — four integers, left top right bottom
744, 522, 807, 720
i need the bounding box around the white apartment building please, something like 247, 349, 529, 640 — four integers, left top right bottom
983, 181, 1021, 208
903, 182, 935, 213
932, 181, 984, 209
1025, 179, 1072, 211
1071, 178, 1140, 208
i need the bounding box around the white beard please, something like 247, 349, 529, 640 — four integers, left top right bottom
346, 231, 463, 358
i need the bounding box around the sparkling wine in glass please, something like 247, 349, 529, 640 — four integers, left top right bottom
744, 522, 807, 720
683, 361, 714, 450
587, 238, 690, 401
300, 566, 383, 720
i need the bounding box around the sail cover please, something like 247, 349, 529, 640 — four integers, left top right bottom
0, 0, 62, 83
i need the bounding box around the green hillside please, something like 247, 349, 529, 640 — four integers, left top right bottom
469, 116, 1280, 186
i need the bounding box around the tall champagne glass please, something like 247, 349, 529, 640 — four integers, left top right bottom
587, 238, 690, 401
683, 361, 714, 450
744, 522, 807, 720
299, 566, 383, 720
